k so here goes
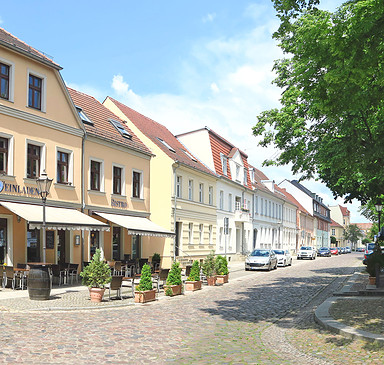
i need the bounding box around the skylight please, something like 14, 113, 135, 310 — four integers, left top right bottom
157, 137, 176, 153
109, 119, 132, 139
182, 149, 197, 162
75, 106, 93, 126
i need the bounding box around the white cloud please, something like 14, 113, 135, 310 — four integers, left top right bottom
202, 13, 216, 23
210, 82, 219, 93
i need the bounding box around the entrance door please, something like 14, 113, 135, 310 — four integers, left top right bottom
175, 222, 181, 257
236, 228, 241, 253
58, 230, 66, 266
112, 227, 121, 261
0, 218, 7, 264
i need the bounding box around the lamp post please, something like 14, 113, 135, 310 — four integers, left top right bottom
36, 170, 53, 263
375, 203, 382, 244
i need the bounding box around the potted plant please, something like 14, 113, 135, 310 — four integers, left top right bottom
215, 255, 229, 284
80, 248, 112, 303
185, 260, 202, 291
164, 261, 182, 296
202, 251, 216, 286
366, 245, 384, 285
151, 252, 161, 270
134, 263, 156, 303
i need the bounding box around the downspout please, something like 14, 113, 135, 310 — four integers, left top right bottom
173, 162, 180, 262
81, 133, 86, 270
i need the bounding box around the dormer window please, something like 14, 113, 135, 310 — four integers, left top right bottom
76, 106, 93, 126
157, 137, 176, 153
110, 119, 132, 139
221, 154, 228, 176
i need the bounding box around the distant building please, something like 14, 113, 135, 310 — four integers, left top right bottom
329, 205, 351, 247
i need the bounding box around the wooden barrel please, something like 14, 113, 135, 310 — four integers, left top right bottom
28, 265, 51, 300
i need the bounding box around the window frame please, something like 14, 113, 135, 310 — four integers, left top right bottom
188, 223, 194, 244
0, 137, 8, 175
113, 165, 123, 195
132, 169, 143, 199
57, 150, 69, 184
208, 186, 213, 205
221, 154, 228, 176
26, 141, 45, 179
0, 62, 10, 100
219, 190, 224, 210
176, 175, 182, 198
199, 183, 204, 203
199, 224, 204, 244
188, 179, 193, 201
90, 160, 101, 191
27, 69, 46, 112
0, 57, 14, 102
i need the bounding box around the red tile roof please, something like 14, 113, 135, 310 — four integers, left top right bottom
340, 205, 350, 216
331, 219, 343, 228
353, 223, 372, 230
105, 97, 215, 176
68, 89, 151, 156
0, 27, 61, 69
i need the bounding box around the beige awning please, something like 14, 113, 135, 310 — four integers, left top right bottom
0, 201, 110, 231
94, 211, 175, 237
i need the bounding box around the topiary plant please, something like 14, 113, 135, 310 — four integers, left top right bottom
151, 253, 161, 266
80, 248, 111, 288
166, 261, 182, 286
187, 260, 201, 281
202, 251, 216, 278
136, 263, 153, 291
215, 255, 229, 275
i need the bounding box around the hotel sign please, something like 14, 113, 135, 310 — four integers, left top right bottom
0, 181, 40, 196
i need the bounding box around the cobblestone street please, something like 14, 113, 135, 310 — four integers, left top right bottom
0, 253, 382, 364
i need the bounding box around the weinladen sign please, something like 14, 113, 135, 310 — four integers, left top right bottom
0, 181, 40, 196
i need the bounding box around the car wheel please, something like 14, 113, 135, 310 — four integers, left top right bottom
283, 260, 286, 267
268, 263, 272, 271
275, 262, 278, 269
245, 268, 249, 271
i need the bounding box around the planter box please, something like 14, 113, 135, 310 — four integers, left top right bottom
89, 288, 105, 303
134, 289, 156, 303
185, 280, 202, 291
164, 284, 182, 296
206, 276, 217, 286
216, 274, 229, 284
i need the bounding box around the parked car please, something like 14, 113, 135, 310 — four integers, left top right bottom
340, 247, 346, 254
245, 249, 278, 271
317, 247, 331, 257
330, 247, 339, 255
297, 246, 317, 260
345, 246, 352, 253
356, 247, 365, 252
273, 249, 292, 267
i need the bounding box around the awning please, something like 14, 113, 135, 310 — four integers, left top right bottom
94, 211, 175, 238
0, 201, 110, 231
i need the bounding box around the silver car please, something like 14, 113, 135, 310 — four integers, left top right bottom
273, 249, 292, 267
245, 249, 278, 271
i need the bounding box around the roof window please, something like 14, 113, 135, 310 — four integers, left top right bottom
157, 137, 176, 153
109, 119, 132, 139
75, 106, 93, 126
182, 149, 197, 162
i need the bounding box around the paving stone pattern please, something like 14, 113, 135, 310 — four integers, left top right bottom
0, 254, 381, 364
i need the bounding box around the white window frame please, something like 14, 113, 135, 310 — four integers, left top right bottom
209, 225, 213, 245
221, 154, 228, 176
25, 139, 46, 179
255, 196, 258, 215
56, 146, 74, 186
27, 68, 47, 112
176, 175, 182, 198
188, 179, 193, 201
132, 168, 143, 199
0, 57, 15, 102
112, 163, 125, 196
208, 186, 213, 205
199, 224, 204, 244
188, 223, 194, 244
228, 193, 232, 212
89, 157, 105, 192
243, 168, 247, 185
199, 183, 204, 203
219, 190, 224, 210
0, 132, 14, 176
261, 198, 264, 216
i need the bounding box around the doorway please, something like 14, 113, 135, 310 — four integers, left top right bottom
58, 230, 66, 266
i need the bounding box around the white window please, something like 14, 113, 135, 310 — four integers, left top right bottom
219, 190, 224, 210
221, 154, 228, 176
0, 57, 15, 102
236, 165, 240, 181
250, 168, 255, 184
188, 180, 193, 200
188, 223, 194, 244
208, 186, 213, 205
209, 225, 213, 244
26, 140, 46, 180
176, 176, 182, 198
0, 133, 14, 176
265, 201, 268, 216
261, 198, 264, 215
89, 157, 104, 192
27, 69, 47, 112
243, 168, 247, 185
132, 169, 143, 198
228, 193, 232, 212
199, 183, 204, 203
57, 147, 74, 186
112, 163, 125, 195
273, 203, 275, 218
219, 227, 223, 247
199, 224, 204, 244
255, 196, 258, 215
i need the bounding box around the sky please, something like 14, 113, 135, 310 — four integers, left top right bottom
0, 0, 370, 223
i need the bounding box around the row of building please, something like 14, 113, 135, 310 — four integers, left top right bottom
0, 28, 363, 269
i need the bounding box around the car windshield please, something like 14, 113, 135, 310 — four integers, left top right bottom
319, 247, 328, 251
300, 247, 312, 250
273, 250, 284, 255
250, 250, 269, 257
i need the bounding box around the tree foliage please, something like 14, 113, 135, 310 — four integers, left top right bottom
80, 249, 111, 288
254, 0, 384, 204
166, 261, 182, 286
136, 263, 153, 291
187, 260, 201, 282
343, 224, 364, 245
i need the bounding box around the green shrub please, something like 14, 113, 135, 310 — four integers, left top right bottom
166, 261, 182, 286
187, 260, 201, 281
80, 249, 111, 288
366, 245, 384, 277
202, 251, 216, 278
136, 263, 153, 291
151, 253, 161, 265
215, 255, 229, 275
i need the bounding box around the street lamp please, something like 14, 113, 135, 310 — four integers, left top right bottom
36, 170, 53, 263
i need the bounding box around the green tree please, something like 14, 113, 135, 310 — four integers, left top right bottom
330, 236, 337, 245
136, 264, 153, 291
253, 0, 384, 204
343, 225, 364, 249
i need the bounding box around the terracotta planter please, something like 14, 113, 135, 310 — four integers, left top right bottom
216, 274, 229, 284
185, 280, 202, 291
369, 276, 376, 285
89, 287, 105, 303
206, 276, 217, 286
164, 284, 182, 296
134, 289, 156, 303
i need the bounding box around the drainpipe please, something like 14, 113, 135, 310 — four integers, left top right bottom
81, 133, 85, 270
173, 163, 180, 262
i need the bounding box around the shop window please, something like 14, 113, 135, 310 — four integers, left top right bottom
112, 226, 121, 261
0, 218, 7, 264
